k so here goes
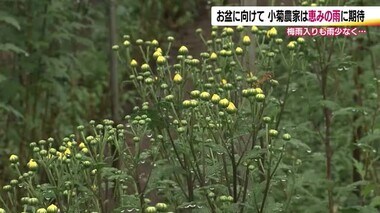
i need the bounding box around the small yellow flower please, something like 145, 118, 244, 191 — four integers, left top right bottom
255, 88, 263, 94
64, 148, 71, 156
219, 98, 230, 107
267, 27, 278, 38
47, 204, 58, 213
210, 52, 217, 61
156, 55, 166, 65
287, 41, 297, 50
226, 102, 237, 114
211, 94, 221, 104
153, 50, 162, 59
141, 63, 150, 71
79, 142, 86, 149
190, 90, 201, 98
190, 99, 199, 107
242, 36, 251, 46
130, 59, 138, 67
235, 47, 243, 55
123, 40, 130, 47
173, 73, 183, 84
81, 147, 89, 154
225, 27, 234, 35
27, 159, 38, 171
9, 154, 19, 163
221, 79, 227, 85
182, 100, 191, 108
151, 39, 159, 46
178, 46, 189, 55
67, 142, 72, 147
199, 92, 211, 100
156, 47, 163, 53
56, 152, 64, 160
297, 37, 305, 44
251, 26, 259, 33
256, 94, 266, 102
311, 3, 317, 6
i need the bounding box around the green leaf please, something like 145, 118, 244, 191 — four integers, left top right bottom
0, 43, 28, 55
0, 12, 20, 30
370, 196, 380, 207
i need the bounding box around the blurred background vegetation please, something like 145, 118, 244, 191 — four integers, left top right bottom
0, 0, 206, 183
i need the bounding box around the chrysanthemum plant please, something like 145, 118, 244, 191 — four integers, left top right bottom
1, 26, 307, 213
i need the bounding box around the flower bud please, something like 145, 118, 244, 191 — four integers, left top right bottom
190, 90, 200, 98
267, 27, 278, 38
156, 56, 166, 65
287, 41, 297, 50
141, 63, 150, 71
235, 47, 243, 55
255, 94, 266, 102
209, 52, 217, 61
226, 102, 237, 114
190, 99, 198, 107
297, 37, 305, 44
3, 184, 12, 191
173, 73, 183, 84
225, 27, 234, 35
29, 197, 39, 205
242, 36, 251, 46
199, 92, 211, 100
211, 94, 221, 104
251, 26, 259, 33
145, 77, 154, 84
155, 203, 168, 211
269, 129, 279, 137
182, 100, 191, 108
123, 40, 130, 47
165, 95, 174, 101
10, 179, 18, 186
178, 46, 189, 55
47, 204, 58, 213
145, 206, 157, 213
151, 39, 159, 46
27, 159, 38, 171
130, 59, 138, 67
263, 116, 271, 123
275, 38, 283, 44
282, 133, 291, 141
153, 51, 162, 59
219, 98, 229, 107
9, 154, 19, 163
136, 39, 143, 45
112, 45, 119, 51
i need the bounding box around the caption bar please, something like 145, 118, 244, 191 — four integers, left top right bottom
211, 6, 380, 26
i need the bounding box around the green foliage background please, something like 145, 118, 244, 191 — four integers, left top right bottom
0, 0, 380, 213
